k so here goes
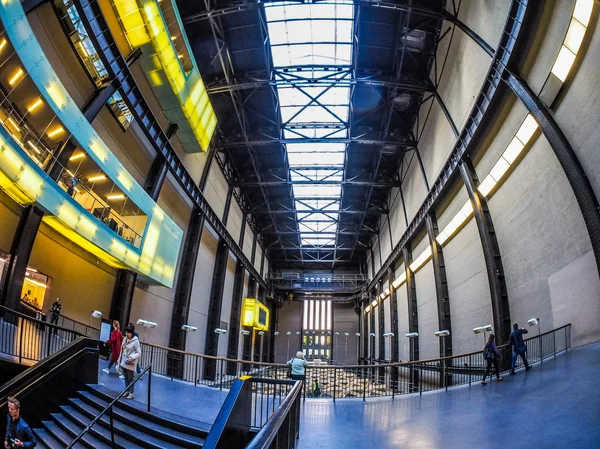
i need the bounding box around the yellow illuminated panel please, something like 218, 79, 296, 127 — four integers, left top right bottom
112, 0, 217, 152
241, 297, 270, 331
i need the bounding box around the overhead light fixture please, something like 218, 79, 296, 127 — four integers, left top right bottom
383, 332, 394, 337
371, 300, 377, 308
274, 331, 279, 336
258, 331, 264, 335
178, 54, 183, 59
137, 319, 158, 328
91, 310, 103, 319
0, 39, 6, 52
369, 332, 375, 337
8, 68, 24, 86
5, 117, 20, 131
47, 127, 65, 138
27, 99, 44, 113
409, 246, 432, 272
435, 330, 450, 337
107, 194, 125, 200
181, 324, 197, 332
355, 333, 360, 337
69, 153, 85, 161
214, 328, 228, 334
240, 330, 250, 336
405, 332, 419, 338
527, 318, 539, 326
286, 331, 292, 335
88, 175, 106, 182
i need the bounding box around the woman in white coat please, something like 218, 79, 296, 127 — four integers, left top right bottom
119, 324, 141, 399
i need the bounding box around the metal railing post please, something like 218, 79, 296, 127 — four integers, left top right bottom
110, 406, 115, 447
18, 318, 23, 364
419, 364, 423, 396
147, 364, 152, 412
333, 367, 337, 402
554, 331, 556, 358
469, 354, 472, 386
194, 356, 199, 386
363, 367, 366, 401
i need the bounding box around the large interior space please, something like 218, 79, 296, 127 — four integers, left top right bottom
0, 0, 599, 448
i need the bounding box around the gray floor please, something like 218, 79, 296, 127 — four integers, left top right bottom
95, 343, 600, 448
96, 361, 229, 427
297, 342, 600, 449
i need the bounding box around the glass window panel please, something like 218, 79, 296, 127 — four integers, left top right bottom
315, 300, 320, 330
288, 152, 345, 166
321, 301, 326, 330
299, 222, 336, 233
298, 212, 339, 221
309, 300, 314, 329
293, 185, 341, 197
302, 238, 335, 246
290, 169, 343, 181
283, 127, 347, 139
303, 301, 308, 329
286, 143, 345, 153
280, 106, 304, 122
327, 300, 332, 329
289, 105, 349, 123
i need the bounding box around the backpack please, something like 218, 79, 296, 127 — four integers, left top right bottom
287, 358, 294, 378
483, 345, 493, 360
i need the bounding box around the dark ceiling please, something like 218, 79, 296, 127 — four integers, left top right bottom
177, 0, 443, 272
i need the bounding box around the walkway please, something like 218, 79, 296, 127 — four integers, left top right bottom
296, 342, 600, 449
95, 360, 229, 427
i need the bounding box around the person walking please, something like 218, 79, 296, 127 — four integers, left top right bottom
4, 397, 36, 448
118, 324, 141, 399
287, 351, 309, 381
128, 322, 143, 375
510, 323, 531, 375
49, 298, 61, 326
102, 320, 123, 374
481, 334, 504, 385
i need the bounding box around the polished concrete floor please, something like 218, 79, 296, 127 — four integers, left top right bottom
296, 342, 600, 449
94, 342, 600, 448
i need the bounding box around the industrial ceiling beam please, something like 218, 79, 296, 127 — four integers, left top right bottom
233, 180, 400, 187
216, 137, 416, 148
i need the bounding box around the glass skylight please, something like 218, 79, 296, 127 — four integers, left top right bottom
266, 1, 354, 249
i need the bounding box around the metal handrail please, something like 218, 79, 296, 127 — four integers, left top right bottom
140, 323, 571, 371
66, 363, 153, 449
0, 304, 86, 336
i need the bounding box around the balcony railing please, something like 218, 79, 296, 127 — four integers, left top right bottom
136, 323, 571, 400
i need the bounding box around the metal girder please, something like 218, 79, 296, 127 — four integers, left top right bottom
168, 209, 204, 379
218, 137, 416, 148
263, 230, 376, 236
145, 123, 178, 201
403, 247, 419, 361
183, 1, 444, 24
268, 246, 366, 251
207, 71, 433, 94
204, 241, 229, 380
426, 213, 453, 358
76, 0, 267, 289
367, 0, 528, 291
503, 71, 600, 279
388, 266, 399, 363
0, 206, 43, 310
378, 282, 385, 362
250, 206, 388, 215
234, 180, 401, 187
459, 157, 511, 345
226, 260, 246, 375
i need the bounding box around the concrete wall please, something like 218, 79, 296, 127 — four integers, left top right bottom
331, 302, 359, 364
274, 300, 303, 363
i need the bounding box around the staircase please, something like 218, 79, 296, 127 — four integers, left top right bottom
31, 385, 209, 448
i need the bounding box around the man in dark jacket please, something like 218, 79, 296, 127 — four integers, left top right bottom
510, 323, 531, 375
4, 397, 35, 448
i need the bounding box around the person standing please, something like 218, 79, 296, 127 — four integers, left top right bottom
128, 322, 142, 375
4, 397, 36, 448
49, 298, 62, 326
481, 334, 504, 385
118, 324, 141, 400
287, 351, 309, 381
510, 323, 531, 375
102, 320, 123, 374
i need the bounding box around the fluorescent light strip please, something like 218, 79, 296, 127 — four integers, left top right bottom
6, 117, 20, 131
69, 153, 85, 161
8, 68, 23, 86
47, 127, 65, 138
392, 272, 407, 289
27, 99, 43, 113
88, 175, 106, 182
550, 0, 593, 83
27, 140, 41, 154
409, 246, 432, 273
107, 194, 125, 200
0, 39, 6, 52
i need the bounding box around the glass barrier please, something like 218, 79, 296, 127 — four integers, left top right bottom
0, 26, 145, 248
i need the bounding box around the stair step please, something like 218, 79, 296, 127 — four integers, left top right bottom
86, 384, 210, 436
49, 412, 108, 449
40, 420, 87, 449
73, 394, 205, 448
32, 427, 62, 449
56, 406, 144, 449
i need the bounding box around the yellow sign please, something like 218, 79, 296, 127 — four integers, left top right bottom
241, 298, 270, 331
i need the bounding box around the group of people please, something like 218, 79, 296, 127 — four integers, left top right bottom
481, 323, 532, 384
102, 320, 142, 400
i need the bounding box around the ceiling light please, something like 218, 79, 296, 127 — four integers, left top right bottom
47, 127, 65, 138
8, 68, 24, 86
5, 117, 20, 131
27, 98, 44, 113
88, 175, 106, 182
178, 54, 183, 59
107, 194, 125, 200
0, 39, 6, 52
27, 141, 41, 154
69, 152, 85, 161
